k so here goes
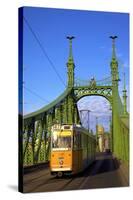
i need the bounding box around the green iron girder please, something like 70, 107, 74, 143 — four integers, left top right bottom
22, 36, 129, 166
75, 76, 112, 87
74, 85, 113, 104
24, 88, 72, 122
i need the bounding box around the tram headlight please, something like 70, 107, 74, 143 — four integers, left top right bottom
59, 160, 64, 165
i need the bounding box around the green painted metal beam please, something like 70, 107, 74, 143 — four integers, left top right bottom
22, 36, 129, 166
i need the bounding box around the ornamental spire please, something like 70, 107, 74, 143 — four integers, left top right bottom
123, 72, 126, 90
66, 36, 75, 88
66, 36, 75, 62
110, 35, 117, 59
110, 35, 119, 84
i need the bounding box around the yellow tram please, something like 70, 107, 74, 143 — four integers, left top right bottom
50, 124, 96, 177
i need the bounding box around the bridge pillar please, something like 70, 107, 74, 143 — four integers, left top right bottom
67, 94, 75, 124
55, 106, 62, 124
110, 36, 121, 157
62, 99, 68, 124
110, 36, 129, 163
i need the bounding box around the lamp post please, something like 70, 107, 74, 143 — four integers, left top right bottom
95, 116, 98, 148
80, 109, 91, 132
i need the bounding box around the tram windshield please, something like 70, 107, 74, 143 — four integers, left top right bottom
52, 130, 71, 150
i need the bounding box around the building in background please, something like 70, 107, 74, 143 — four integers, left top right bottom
96, 125, 110, 152
97, 125, 104, 152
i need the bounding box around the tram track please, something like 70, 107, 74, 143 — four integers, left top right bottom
24, 172, 54, 192
60, 158, 104, 191
23, 155, 106, 192
23, 171, 50, 186
23, 153, 129, 193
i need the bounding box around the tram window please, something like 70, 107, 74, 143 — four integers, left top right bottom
83, 135, 87, 149
88, 138, 90, 148
84, 135, 86, 148
52, 132, 71, 149
90, 140, 92, 154
85, 135, 87, 148
53, 136, 71, 148
73, 133, 78, 149
88, 138, 91, 152
82, 134, 86, 149
73, 132, 82, 149
82, 134, 84, 149
78, 134, 81, 148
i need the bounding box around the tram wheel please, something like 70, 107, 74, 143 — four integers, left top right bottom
57, 171, 63, 178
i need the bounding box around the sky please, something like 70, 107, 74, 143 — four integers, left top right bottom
22, 7, 129, 132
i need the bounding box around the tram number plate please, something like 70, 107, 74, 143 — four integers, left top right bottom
58, 157, 64, 160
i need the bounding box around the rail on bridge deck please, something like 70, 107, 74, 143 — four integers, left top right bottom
112, 93, 129, 165
116, 115, 129, 163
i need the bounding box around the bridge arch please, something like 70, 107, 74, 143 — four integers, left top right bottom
77, 95, 112, 129
76, 93, 112, 106
77, 95, 113, 152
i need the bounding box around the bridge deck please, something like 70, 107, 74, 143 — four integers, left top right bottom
23, 153, 129, 193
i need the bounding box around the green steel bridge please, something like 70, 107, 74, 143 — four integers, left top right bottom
20, 36, 129, 167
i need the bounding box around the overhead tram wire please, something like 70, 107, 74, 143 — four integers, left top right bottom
82, 111, 90, 130
80, 110, 90, 130
24, 86, 50, 104
23, 16, 66, 87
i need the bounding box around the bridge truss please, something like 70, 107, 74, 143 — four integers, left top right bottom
20, 36, 129, 167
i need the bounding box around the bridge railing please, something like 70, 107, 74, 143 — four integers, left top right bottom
23, 137, 51, 166
113, 93, 129, 164
74, 76, 112, 87
118, 116, 129, 163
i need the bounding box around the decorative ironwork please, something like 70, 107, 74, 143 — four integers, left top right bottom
74, 85, 112, 103
75, 76, 112, 87
22, 37, 129, 166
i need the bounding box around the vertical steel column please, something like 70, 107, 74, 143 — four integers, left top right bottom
33, 120, 43, 163
46, 112, 53, 160
62, 99, 68, 124
67, 94, 74, 124
23, 124, 31, 164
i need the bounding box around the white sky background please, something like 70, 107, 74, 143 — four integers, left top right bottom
78, 96, 112, 132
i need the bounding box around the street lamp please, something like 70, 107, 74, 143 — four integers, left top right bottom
80, 109, 91, 132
